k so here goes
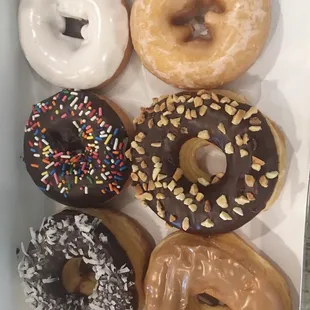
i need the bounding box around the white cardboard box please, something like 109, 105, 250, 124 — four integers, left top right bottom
1, 0, 309, 309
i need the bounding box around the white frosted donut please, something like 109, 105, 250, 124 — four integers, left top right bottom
131, 0, 271, 89
18, 0, 130, 89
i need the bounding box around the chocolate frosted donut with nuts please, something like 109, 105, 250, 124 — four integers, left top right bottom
128, 90, 286, 234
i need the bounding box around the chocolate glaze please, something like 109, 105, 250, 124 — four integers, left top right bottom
23, 90, 131, 208
131, 91, 280, 234
19, 210, 138, 310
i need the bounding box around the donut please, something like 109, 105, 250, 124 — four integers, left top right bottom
24, 89, 133, 208
131, 0, 271, 89
18, 0, 131, 89
144, 231, 292, 310
18, 209, 155, 310
128, 90, 286, 234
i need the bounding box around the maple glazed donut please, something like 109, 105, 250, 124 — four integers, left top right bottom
24, 89, 133, 208
131, 0, 271, 89
145, 231, 292, 310
18, 209, 155, 310
18, 0, 131, 89
129, 90, 286, 234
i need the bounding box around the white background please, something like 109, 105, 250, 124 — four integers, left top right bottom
1, 0, 310, 309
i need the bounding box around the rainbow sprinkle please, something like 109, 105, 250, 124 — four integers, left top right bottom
24, 89, 130, 202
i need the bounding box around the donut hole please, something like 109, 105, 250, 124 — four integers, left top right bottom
196, 144, 227, 181
62, 17, 89, 40
198, 293, 226, 307
179, 138, 226, 184
171, 0, 225, 40
45, 122, 85, 154
62, 258, 97, 297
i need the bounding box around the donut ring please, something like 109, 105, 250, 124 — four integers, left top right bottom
131, 0, 271, 89
145, 231, 292, 310
128, 90, 286, 234
24, 89, 133, 208
19, 0, 131, 89
18, 209, 155, 310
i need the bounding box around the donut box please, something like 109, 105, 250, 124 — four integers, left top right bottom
1, 0, 310, 309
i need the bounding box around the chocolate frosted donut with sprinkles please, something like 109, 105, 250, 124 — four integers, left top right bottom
18, 209, 154, 310
23, 90, 133, 208
128, 90, 286, 234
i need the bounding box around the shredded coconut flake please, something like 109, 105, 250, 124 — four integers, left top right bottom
18, 212, 135, 310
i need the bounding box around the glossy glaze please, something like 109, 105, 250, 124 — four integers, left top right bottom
19, 0, 129, 89
145, 233, 290, 310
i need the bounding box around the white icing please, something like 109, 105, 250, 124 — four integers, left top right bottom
18, 0, 129, 89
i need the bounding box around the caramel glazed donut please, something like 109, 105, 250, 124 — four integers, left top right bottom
128, 90, 286, 234
18, 0, 131, 89
24, 89, 133, 208
131, 0, 271, 89
18, 209, 154, 310
145, 232, 292, 310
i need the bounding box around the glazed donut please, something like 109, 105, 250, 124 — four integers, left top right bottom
131, 0, 271, 89
128, 90, 286, 234
18, 209, 155, 310
19, 0, 131, 89
24, 89, 133, 208
145, 231, 292, 310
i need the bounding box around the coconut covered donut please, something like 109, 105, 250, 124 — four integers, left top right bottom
128, 90, 286, 234
18, 209, 155, 310
19, 0, 131, 89
144, 231, 292, 310
131, 0, 271, 89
